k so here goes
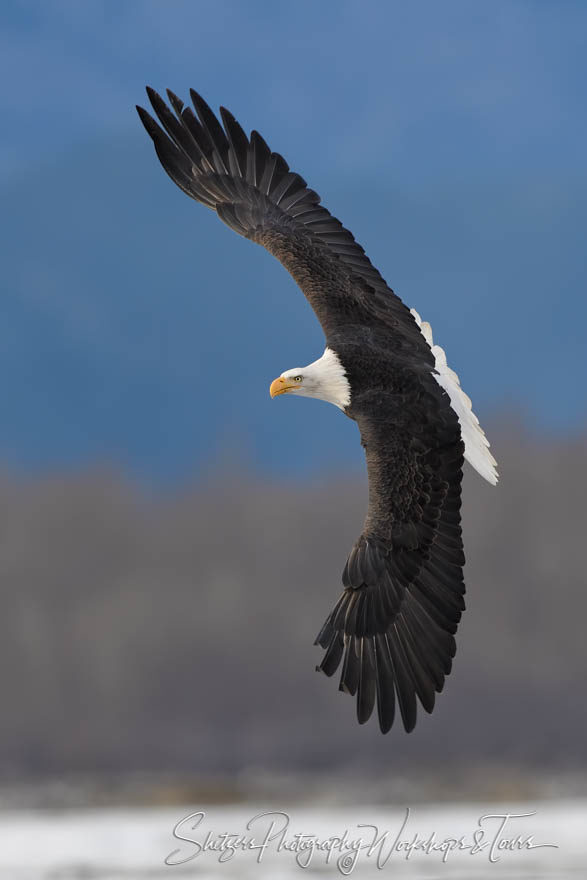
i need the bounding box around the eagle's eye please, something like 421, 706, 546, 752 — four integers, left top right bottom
294, 375, 303, 382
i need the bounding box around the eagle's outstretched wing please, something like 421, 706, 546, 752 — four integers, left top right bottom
137, 87, 430, 358
315, 377, 465, 732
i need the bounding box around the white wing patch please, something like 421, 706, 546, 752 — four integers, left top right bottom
410, 308, 498, 485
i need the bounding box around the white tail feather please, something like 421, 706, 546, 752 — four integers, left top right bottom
410, 308, 498, 485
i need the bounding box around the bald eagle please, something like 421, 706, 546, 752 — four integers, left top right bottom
137, 88, 498, 734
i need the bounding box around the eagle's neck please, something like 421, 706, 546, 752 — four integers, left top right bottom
305, 347, 351, 410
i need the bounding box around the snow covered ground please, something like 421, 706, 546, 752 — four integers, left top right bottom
0, 799, 584, 879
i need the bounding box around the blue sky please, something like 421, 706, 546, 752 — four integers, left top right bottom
1, 1, 586, 479
3, 0, 586, 179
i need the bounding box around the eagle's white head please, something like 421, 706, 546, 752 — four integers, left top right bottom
269, 347, 351, 410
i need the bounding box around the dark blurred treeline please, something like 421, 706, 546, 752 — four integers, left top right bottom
1, 417, 586, 780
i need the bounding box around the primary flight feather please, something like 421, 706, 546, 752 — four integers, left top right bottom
137, 87, 498, 734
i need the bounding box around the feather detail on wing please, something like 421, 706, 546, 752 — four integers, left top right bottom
136, 88, 386, 291
316, 396, 466, 734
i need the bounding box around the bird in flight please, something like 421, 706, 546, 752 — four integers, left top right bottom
137, 87, 498, 734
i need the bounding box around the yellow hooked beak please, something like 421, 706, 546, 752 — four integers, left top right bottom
269, 376, 297, 398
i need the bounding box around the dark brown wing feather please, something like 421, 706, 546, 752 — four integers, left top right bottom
316, 376, 465, 733
136, 88, 432, 357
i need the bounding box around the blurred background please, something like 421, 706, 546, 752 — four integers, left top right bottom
1, 1, 586, 877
